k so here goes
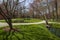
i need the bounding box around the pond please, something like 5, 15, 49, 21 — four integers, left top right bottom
48, 27, 60, 37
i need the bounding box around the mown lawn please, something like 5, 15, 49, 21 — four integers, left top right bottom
48, 19, 60, 23
0, 24, 60, 40
0, 18, 42, 23
50, 23, 60, 28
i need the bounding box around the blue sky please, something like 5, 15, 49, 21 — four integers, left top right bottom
0, 0, 52, 6
0, 0, 53, 13
0, 0, 34, 6
24, 0, 51, 6
0, 0, 52, 8
24, 0, 34, 6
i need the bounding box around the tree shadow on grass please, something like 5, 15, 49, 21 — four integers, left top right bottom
0, 29, 25, 40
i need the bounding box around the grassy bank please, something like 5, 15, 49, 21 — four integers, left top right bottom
0, 18, 42, 23
0, 24, 60, 40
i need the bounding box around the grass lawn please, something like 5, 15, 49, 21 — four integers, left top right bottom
0, 18, 42, 23
0, 24, 60, 40
48, 19, 60, 23
50, 23, 60, 28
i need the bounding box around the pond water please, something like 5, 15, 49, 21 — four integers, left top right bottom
48, 27, 60, 37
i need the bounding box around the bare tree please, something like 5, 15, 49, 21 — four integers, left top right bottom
54, 0, 58, 20
0, 0, 26, 30
0, 0, 26, 38
0, 0, 26, 40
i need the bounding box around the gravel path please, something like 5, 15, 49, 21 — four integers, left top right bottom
0, 21, 60, 27
0, 21, 45, 27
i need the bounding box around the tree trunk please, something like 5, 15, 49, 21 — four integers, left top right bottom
8, 19, 13, 29
55, 0, 58, 21
43, 12, 50, 29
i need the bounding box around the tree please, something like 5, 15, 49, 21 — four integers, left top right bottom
29, 0, 52, 28
0, 0, 26, 39
55, 0, 58, 20
0, 0, 26, 30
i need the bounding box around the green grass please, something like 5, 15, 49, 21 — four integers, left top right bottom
0, 18, 42, 23
50, 23, 60, 28
48, 19, 60, 23
0, 20, 5, 22
0, 24, 60, 40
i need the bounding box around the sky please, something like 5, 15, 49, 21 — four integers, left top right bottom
0, 0, 53, 13
0, 0, 52, 6
24, 0, 34, 6
0, 0, 34, 6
